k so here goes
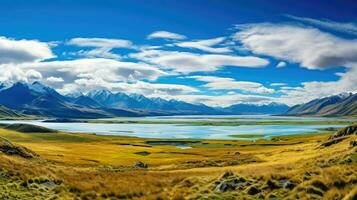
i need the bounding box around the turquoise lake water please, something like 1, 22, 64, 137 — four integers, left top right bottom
0, 115, 347, 140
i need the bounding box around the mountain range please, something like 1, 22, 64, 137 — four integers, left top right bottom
0, 82, 141, 118
284, 93, 357, 117
1, 81, 355, 118
0, 81, 290, 118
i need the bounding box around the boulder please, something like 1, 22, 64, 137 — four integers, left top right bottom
134, 161, 148, 168
280, 180, 296, 190
246, 186, 260, 195
215, 173, 247, 192
349, 141, 357, 147
328, 125, 357, 140
0, 137, 38, 158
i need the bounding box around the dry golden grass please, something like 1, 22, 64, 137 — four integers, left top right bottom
0, 127, 356, 199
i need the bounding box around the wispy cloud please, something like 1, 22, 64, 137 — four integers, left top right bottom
147, 31, 187, 40
285, 15, 357, 36
188, 75, 275, 94
270, 83, 286, 87
163, 93, 277, 107
67, 37, 135, 59
131, 49, 268, 73
174, 37, 231, 53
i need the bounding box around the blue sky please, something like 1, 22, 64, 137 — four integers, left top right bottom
0, 0, 356, 106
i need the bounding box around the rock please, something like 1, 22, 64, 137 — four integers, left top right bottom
328, 125, 357, 140
215, 173, 247, 192
215, 180, 237, 192
349, 141, 357, 147
280, 180, 295, 190
0, 137, 38, 158
41, 180, 57, 188
246, 186, 260, 195
221, 171, 234, 179
266, 180, 279, 189
134, 161, 148, 168
321, 137, 348, 147
321, 125, 357, 147
234, 152, 241, 156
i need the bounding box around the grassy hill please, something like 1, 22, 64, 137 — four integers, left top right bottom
3, 124, 57, 133
0, 124, 356, 199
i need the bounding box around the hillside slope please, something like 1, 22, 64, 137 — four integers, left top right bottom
285, 93, 357, 117
0, 106, 23, 118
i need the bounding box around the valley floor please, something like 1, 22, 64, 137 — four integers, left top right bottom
0, 124, 356, 199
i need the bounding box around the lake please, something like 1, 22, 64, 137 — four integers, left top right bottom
0, 115, 346, 140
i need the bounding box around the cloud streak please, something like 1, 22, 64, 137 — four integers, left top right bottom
174, 37, 231, 53
131, 49, 268, 73
67, 37, 135, 59
189, 75, 275, 94
147, 31, 187, 40
286, 15, 357, 36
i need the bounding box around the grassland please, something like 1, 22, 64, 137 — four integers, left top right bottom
0, 124, 356, 199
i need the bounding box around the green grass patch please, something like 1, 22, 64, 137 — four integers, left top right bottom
4, 123, 57, 133
229, 134, 265, 139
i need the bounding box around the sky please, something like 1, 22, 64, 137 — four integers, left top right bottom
0, 0, 357, 106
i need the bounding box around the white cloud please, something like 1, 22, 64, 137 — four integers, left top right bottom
0, 66, 27, 83
0, 36, 54, 64
23, 58, 166, 82
277, 66, 357, 105
286, 15, 357, 36
131, 49, 269, 73
157, 93, 277, 107
0, 58, 168, 93
233, 22, 357, 105
234, 23, 357, 70
175, 37, 231, 53
73, 48, 122, 59
189, 75, 275, 94
59, 78, 198, 96
0, 66, 44, 83
276, 61, 286, 68
67, 38, 133, 48
46, 76, 64, 83
67, 37, 134, 59
26, 69, 42, 80
147, 31, 187, 40
270, 83, 286, 87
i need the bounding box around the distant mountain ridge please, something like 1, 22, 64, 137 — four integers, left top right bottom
0, 82, 140, 118
225, 103, 289, 115
87, 89, 290, 115
0, 81, 291, 118
87, 89, 221, 115
1, 81, 354, 118
284, 93, 357, 117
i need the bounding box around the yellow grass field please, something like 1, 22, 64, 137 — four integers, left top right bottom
0, 126, 356, 199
